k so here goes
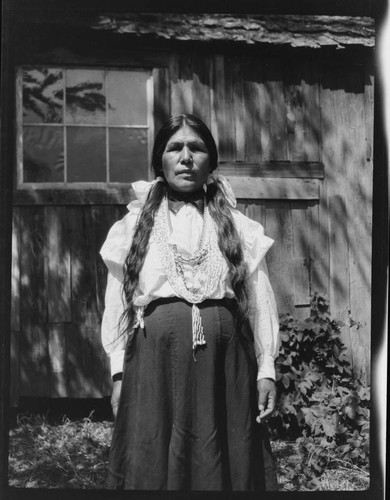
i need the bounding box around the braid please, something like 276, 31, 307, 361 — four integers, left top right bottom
120, 181, 167, 334
120, 179, 249, 333
206, 180, 250, 323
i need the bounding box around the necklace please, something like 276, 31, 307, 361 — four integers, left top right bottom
153, 194, 224, 350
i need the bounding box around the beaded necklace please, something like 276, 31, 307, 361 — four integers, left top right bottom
153, 194, 224, 350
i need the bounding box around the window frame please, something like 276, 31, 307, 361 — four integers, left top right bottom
15, 65, 155, 190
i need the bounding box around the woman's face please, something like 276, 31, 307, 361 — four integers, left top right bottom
161, 125, 211, 192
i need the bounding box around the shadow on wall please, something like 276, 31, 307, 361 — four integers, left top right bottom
187, 53, 373, 382
11, 203, 128, 402
10, 52, 374, 402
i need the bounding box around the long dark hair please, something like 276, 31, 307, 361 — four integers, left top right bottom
120, 114, 250, 335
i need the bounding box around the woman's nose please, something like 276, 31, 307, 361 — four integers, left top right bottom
181, 146, 192, 164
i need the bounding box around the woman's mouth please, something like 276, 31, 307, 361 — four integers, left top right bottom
177, 170, 195, 176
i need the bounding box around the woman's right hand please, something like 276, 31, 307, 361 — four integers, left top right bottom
111, 380, 122, 419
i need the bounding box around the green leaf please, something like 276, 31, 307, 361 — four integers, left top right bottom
322, 418, 337, 437
282, 374, 291, 389
344, 405, 357, 420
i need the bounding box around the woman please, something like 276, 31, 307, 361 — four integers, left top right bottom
100, 114, 280, 491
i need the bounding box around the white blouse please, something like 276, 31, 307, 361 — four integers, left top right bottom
100, 191, 280, 381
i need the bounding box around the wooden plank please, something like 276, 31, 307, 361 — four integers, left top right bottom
236, 201, 246, 216
224, 56, 236, 161
68, 206, 95, 397
48, 323, 68, 398
179, 52, 194, 114
213, 55, 234, 161
170, 53, 193, 115
170, 54, 180, 117
246, 201, 266, 226
219, 161, 324, 178
346, 66, 372, 384
291, 203, 311, 306
227, 177, 320, 200
264, 201, 295, 314
307, 199, 329, 298
328, 195, 352, 362
192, 53, 212, 129
44, 206, 71, 322
364, 68, 374, 165
319, 65, 352, 364
13, 162, 325, 206
301, 60, 321, 161
66, 322, 107, 399
13, 187, 139, 206
232, 59, 245, 162
284, 61, 306, 161
69, 207, 98, 322
284, 59, 321, 162
258, 60, 288, 161
68, 206, 111, 397
319, 62, 372, 383
19, 207, 50, 397
242, 61, 262, 163
13, 162, 324, 206
153, 66, 170, 139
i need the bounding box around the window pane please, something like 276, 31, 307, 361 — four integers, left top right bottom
66, 69, 105, 125
23, 69, 63, 124
109, 128, 148, 182
108, 71, 148, 126
23, 126, 64, 182
67, 127, 106, 182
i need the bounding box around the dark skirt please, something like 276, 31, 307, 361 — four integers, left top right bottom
107, 297, 278, 491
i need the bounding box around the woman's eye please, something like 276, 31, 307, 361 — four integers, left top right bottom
166, 145, 181, 152
191, 145, 206, 153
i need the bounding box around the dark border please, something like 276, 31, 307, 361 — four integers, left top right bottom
0, 0, 15, 495
10, 0, 379, 17
1, 1, 387, 500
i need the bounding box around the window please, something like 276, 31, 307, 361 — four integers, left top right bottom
17, 67, 153, 187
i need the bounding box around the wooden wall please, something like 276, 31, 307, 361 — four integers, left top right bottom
167, 51, 373, 384
11, 49, 374, 403
11, 205, 127, 401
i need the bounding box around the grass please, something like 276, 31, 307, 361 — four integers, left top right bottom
271, 439, 369, 491
8, 413, 369, 490
8, 413, 112, 489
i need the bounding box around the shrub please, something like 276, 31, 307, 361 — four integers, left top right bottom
268, 294, 370, 489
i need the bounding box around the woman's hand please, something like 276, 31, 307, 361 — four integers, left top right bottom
111, 380, 122, 419
256, 378, 277, 423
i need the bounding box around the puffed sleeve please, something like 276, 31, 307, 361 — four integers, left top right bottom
99, 202, 141, 281
248, 259, 280, 380
100, 203, 141, 376
101, 271, 127, 377
232, 210, 280, 381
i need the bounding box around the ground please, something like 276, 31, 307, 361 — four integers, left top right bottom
8, 413, 369, 491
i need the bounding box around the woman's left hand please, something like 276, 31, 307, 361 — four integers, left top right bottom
256, 378, 277, 423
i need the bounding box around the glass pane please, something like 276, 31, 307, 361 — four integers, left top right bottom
23, 126, 64, 182
23, 69, 63, 124
109, 128, 148, 182
67, 127, 106, 182
65, 69, 105, 125
108, 71, 148, 126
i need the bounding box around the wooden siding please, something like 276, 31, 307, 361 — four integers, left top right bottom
11, 205, 128, 399
11, 51, 374, 402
